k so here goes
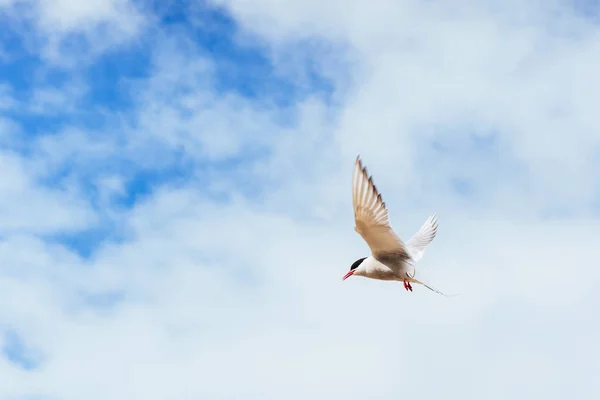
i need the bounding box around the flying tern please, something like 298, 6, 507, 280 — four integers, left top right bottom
342, 156, 451, 296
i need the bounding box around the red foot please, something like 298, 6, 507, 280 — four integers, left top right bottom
403, 280, 413, 292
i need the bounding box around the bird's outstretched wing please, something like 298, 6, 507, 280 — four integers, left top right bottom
352, 156, 410, 261
405, 214, 438, 262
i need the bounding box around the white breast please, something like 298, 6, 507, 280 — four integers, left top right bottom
357, 256, 405, 281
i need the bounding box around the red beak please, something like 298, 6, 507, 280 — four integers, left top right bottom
342, 270, 355, 280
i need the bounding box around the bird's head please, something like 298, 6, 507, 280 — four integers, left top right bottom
342, 257, 367, 280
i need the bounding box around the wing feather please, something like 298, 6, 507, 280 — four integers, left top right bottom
352, 156, 409, 260
405, 213, 439, 262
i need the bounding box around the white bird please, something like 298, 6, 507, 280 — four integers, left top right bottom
342, 155, 452, 296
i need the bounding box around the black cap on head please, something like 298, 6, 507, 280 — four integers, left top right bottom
350, 257, 367, 270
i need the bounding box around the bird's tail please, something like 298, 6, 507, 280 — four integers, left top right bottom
409, 278, 459, 297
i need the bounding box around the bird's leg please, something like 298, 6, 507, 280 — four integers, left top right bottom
403, 280, 412, 291
407, 281, 413, 291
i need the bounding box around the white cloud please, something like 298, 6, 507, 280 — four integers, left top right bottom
214, 0, 600, 210
37, 0, 141, 33
0, 0, 146, 66
0, 152, 96, 234
2, 188, 599, 399
1, 1, 600, 399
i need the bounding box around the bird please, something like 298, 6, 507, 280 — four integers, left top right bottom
342, 155, 452, 296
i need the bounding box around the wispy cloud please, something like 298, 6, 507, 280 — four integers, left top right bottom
0, 0, 599, 399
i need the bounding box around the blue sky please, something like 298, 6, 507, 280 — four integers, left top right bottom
0, 0, 336, 257
1, 0, 600, 399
